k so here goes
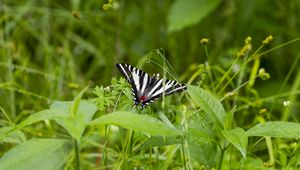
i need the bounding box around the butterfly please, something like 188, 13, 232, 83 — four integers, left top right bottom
116, 63, 187, 107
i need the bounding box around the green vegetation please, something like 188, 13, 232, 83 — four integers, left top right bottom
1, 0, 300, 169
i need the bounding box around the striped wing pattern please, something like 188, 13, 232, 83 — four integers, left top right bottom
116, 63, 187, 107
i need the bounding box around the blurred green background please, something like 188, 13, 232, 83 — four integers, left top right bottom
1, 0, 300, 169
1, 0, 300, 116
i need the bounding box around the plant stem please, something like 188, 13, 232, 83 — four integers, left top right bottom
74, 138, 80, 170
7, 55, 16, 119
129, 130, 134, 155
125, 129, 134, 156
217, 148, 225, 170
204, 46, 214, 86
181, 137, 187, 170
266, 137, 274, 165
101, 125, 109, 168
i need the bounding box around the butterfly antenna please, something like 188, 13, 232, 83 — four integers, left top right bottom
149, 60, 177, 80
155, 49, 177, 78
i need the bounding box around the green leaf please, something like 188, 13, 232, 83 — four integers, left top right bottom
50, 100, 98, 141
63, 113, 86, 142
71, 86, 89, 116
246, 121, 300, 138
0, 138, 72, 170
17, 109, 65, 128
89, 112, 182, 136
223, 127, 248, 158
187, 85, 226, 128
168, 0, 221, 33
50, 100, 98, 122
184, 113, 219, 166
187, 127, 218, 166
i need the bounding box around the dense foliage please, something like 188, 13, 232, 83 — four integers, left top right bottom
1, 0, 300, 169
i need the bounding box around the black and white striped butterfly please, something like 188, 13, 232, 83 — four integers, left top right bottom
116, 63, 187, 107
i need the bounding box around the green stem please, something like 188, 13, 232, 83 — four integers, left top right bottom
266, 137, 274, 165
0, 106, 13, 126
218, 37, 300, 96
217, 147, 225, 170
181, 137, 187, 170
8, 56, 16, 119
129, 130, 134, 155
74, 139, 80, 170
247, 37, 300, 62
247, 58, 260, 88
101, 125, 109, 168
215, 57, 239, 92
233, 51, 249, 107
125, 130, 134, 156
204, 46, 214, 86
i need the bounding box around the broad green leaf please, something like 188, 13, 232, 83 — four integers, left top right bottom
187, 127, 218, 166
168, 0, 221, 33
246, 121, 300, 138
0, 138, 72, 170
89, 112, 182, 136
185, 110, 219, 166
223, 127, 248, 158
50, 100, 98, 141
63, 113, 86, 142
50, 100, 98, 122
187, 85, 226, 128
17, 109, 65, 128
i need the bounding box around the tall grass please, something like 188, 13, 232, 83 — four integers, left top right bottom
1, 0, 300, 169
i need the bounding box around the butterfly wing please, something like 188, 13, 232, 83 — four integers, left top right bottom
116, 63, 151, 104
116, 63, 187, 107
141, 77, 187, 106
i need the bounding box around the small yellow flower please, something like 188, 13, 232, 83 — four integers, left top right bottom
263, 35, 274, 45
237, 36, 252, 57
245, 36, 252, 44
258, 68, 270, 80
103, 4, 109, 10
200, 38, 210, 45
259, 108, 267, 114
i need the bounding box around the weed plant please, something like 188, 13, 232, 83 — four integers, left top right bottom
1, 0, 300, 169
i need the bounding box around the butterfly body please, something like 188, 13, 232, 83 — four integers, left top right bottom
116, 63, 187, 107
